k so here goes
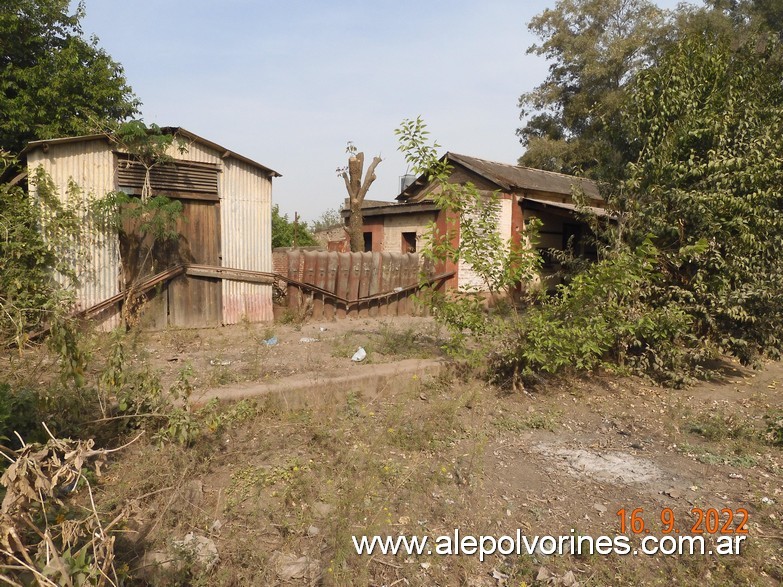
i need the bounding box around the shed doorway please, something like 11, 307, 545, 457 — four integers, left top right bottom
168, 199, 222, 327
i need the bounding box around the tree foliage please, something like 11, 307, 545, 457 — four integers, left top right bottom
517, 0, 671, 177
0, 0, 139, 155
494, 28, 783, 386
619, 31, 783, 364
310, 207, 344, 233
396, 117, 543, 349
517, 0, 783, 180
1, 157, 81, 326
89, 122, 188, 327
397, 117, 542, 299
705, 0, 783, 37
271, 204, 317, 248
410, 21, 783, 386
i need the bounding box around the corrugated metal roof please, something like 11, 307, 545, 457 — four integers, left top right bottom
360, 201, 440, 218
398, 152, 601, 201
341, 198, 397, 211
24, 127, 281, 178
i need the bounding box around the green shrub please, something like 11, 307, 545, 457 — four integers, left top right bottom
0, 383, 44, 447
483, 241, 710, 387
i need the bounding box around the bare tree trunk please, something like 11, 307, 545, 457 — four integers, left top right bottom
348, 205, 365, 252
341, 151, 381, 252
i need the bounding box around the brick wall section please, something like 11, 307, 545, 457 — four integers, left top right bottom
381, 211, 437, 254
434, 208, 460, 290
362, 217, 384, 251
273, 251, 288, 275
313, 225, 348, 248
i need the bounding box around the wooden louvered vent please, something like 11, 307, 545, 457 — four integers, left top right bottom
116, 155, 220, 201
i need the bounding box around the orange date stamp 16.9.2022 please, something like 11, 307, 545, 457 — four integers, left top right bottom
617, 507, 749, 535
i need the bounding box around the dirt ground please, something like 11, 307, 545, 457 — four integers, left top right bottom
128, 315, 445, 394
91, 317, 782, 586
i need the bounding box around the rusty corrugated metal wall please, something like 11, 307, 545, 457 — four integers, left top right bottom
27, 138, 122, 330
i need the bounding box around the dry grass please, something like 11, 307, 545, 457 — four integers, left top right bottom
3, 320, 781, 586
86, 365, 783, 586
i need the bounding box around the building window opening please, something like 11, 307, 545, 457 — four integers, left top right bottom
401, 231, 417, 253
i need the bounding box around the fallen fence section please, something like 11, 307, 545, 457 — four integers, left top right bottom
58, 253, 451, 330
279, 250, 448, 320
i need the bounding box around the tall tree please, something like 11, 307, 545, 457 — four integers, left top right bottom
517, 0, 671, 178
517, 0, 783, 180
704, 0, 783, 36
621, 30, 783, 363
0, 0, 139, 155
338, 142, 381, 252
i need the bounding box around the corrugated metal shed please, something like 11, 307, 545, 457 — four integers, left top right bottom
25, 128, 278, 328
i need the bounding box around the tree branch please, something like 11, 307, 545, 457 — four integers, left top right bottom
358, 156, 382, 200
340, 170, 352, 197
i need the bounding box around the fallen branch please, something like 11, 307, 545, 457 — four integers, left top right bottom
370, 556, 402, 570
0, 427, 141, 586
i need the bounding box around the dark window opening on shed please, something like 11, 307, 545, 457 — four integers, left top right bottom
363, 232, 373, 252
563, 222, 598, 262
563, 223, 582, 252
401, 231, 417, 253
538, 248, 557, 269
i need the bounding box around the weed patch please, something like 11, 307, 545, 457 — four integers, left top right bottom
495, 409, 561, 432
764, 410, 783, 446
686, 411, 757, 442
678, 441, 758, 468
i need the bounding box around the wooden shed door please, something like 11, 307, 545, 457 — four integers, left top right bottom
168, 200, 222, 327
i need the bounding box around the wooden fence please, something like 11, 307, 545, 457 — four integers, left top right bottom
278, 250, 448, 320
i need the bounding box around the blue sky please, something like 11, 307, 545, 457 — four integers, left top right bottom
79, 0, 688, 222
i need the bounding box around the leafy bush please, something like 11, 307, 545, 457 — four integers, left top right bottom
0, 383, 44, 447
487, 241, 710, 387
272, 204, 318, 248
0, 157, 86, 349
620, 32, 783, 365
